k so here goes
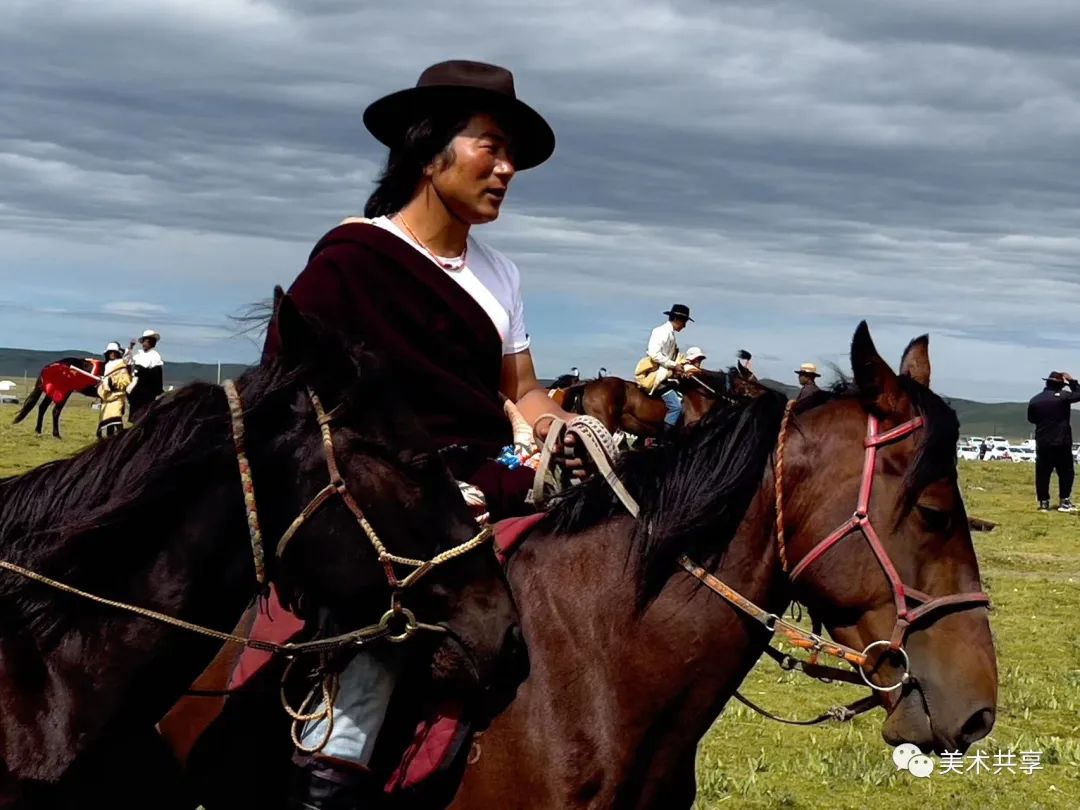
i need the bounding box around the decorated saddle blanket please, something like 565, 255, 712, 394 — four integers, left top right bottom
40, 360, 102, 403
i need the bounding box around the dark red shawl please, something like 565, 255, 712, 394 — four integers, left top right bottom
264, 222, 512, 465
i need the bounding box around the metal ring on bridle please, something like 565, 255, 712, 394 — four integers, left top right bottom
378, 606, 419, 643
859, 640, 910, 692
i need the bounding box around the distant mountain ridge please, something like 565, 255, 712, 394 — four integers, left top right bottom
0, 347, 250, 387
3, 348, 1036, 440
753, 378, 1035, 440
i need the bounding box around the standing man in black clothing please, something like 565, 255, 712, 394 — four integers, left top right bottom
1027, 370, 1080, 512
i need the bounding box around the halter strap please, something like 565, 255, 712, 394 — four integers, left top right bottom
268, 387, 494, 591
224, 380, 267, 586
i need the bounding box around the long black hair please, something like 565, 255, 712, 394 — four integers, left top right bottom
364, 109, 480, 218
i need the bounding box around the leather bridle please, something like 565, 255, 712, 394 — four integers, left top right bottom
769, 402, 991, 689
223, 380, 494, 640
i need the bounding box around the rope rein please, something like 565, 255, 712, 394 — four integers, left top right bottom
0, 379, 493, 657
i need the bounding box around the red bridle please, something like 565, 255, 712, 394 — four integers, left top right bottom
776, 409, 991, 689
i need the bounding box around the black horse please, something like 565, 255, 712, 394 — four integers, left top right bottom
12, 358, 100, 439
0, 290, 523, 808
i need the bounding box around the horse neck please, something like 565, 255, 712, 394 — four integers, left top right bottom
0, 383, 281, 781
465, 497, 786, 810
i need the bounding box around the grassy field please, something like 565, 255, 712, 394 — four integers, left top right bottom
1, 383, 1077, 808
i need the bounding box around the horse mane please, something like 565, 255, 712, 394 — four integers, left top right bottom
0, 361, 308, 639
794, 375, 959, 510
0, 314, 396, 643
543, 389, 789, 603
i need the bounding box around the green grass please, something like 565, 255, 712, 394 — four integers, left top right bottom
0, 381, 101, 475
1, 385, 1077, 808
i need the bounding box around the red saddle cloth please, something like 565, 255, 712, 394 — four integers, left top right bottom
40, 361, 102, 403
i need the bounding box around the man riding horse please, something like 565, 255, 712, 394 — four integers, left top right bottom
634, 303, 702, 435
262, 59, 584, 808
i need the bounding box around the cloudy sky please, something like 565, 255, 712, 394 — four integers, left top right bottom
2, 0, 1079, 401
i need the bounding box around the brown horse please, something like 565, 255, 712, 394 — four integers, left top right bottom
452, 323, 996, 809
551, 371, 749, 440
12, 357, 101, 438
679, 368, 763, 427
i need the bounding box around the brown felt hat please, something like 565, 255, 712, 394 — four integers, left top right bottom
363, 60, 555, 171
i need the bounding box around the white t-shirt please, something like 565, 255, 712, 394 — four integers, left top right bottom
124, 347, 164, 369
372, 216, 530, 356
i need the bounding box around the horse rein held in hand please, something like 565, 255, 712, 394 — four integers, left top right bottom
589, 398, 989, 724
0, 380, 493, 658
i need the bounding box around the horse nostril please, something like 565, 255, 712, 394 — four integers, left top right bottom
957, 707, 995, 749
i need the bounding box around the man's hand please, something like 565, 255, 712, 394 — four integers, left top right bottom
1065, 373, 1074, 382
534, 418, 588, 481
682, 364, 703, 376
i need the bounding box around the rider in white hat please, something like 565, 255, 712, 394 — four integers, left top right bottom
125, 329, 165, 422
795, 362, 821, 402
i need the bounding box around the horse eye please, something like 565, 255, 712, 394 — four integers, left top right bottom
916, 504, 953, 533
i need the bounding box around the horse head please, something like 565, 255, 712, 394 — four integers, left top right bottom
779, 322, 996, 753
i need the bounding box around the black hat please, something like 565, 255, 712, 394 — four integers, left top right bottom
363, 60, 555, 171
663, 304, 694, 322
1045, 371, 1066, 384
737, 349, 752, 361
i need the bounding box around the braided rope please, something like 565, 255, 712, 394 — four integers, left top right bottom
223, 380, 266, 586
774, 399, 797, 573
283, 655, 340, 754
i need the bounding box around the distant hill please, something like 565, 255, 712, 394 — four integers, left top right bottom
0, 347, 251, 387
0, 349, 1040, 440
756, 378, 1033, 441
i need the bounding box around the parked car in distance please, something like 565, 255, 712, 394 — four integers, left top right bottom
986, 444, 1012, 461
0, 394, 19, 405
957, 444, 980, 461
1010, 446, 1036, 463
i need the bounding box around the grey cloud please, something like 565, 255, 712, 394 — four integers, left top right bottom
1, 0, 1079, 398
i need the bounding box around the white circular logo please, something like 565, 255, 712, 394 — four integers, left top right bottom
893, 743, 921, 771
908, 754, 935, 778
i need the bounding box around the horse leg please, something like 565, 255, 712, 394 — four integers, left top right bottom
51, 395, 69, 439
35, 397, 50, 436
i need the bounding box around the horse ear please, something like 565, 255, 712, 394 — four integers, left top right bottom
899, 335, 931, 387
273, 287, 316, 364
851, 321, 902, 414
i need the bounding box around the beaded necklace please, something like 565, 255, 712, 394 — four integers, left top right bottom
393, 214, 468, 270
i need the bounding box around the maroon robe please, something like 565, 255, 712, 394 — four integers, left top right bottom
265, 222, 533, 517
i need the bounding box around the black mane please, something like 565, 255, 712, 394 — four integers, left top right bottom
543, 390, 789, 602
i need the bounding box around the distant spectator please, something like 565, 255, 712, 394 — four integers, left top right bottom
1027, 370, 1080, 512
978, 440, 988, 461
124, 328, 165, 422
795, 362, 821, 402
96, 342, 131, 438
734, 349, 756, 381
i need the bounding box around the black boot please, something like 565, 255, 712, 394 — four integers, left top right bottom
288, 756, 380, 810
